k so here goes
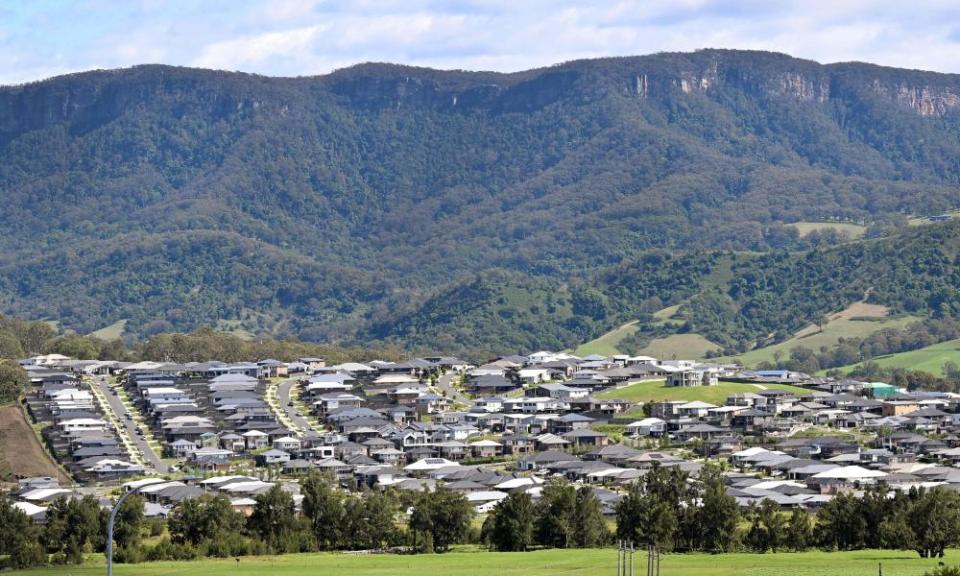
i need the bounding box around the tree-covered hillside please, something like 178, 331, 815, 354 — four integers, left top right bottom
3, 49, 960, 352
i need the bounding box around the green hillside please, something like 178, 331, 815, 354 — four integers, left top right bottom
5, 51, 960, 353
720, 310, 921, 367
829, 338, 960, 377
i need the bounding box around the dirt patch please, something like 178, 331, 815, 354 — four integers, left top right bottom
0, 404, 70, 484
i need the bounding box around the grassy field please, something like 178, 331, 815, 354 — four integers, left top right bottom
639, 333, 722, 359
574, 305, 687, 357
0, 404, 70, 484
574, 320, 640, 356
595, 379, 809, 405
13, 548, 954, 576
826, 337, 960, 377
788, 221, 867, 239
88, 319, 127, 340
721, 303, 920, 367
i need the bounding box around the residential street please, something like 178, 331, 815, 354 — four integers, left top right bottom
436, 370, 469, 404
90, 377, 168, 473
277, 378, 316, 434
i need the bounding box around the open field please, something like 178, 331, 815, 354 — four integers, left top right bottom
0, 404, 70, 484
721, 306, 920, 367
596, 379, 809, 405
574, 305, 687, 357
788, 221, 867, 239
13, 548, 954, 576
639, 333, 722, 359
826, 337, 960, 377
88, 319, 127, 340
574, 320, 640, 356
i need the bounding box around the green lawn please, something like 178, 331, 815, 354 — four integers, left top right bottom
13, 548, 953, 576
788, 221, 867, 239
595, 379, 809, 405
826, 337, 960, 377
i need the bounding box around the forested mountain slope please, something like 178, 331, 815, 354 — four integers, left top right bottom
3, 50, 960, 351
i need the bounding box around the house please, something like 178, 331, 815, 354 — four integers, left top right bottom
256, 449, 291, 466
666, 365, 720, 387
625, 418, 667, 437
561, 428, 608, 448
529, 383, 589, 400
469, 440, 503, 459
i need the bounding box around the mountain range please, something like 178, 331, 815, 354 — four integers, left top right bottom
3, 49, 960, 355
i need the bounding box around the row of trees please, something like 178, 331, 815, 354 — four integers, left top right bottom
0, 493, 143, 568
10, 468, 960, 569
0, 315, 410, 366
612, 464, 960, 559
481, 481, 609, 551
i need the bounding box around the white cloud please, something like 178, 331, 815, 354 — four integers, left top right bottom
5, 0, 960, 85
193, 25, 326, 70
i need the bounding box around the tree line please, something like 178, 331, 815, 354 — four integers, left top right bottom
8, 469, 960, 569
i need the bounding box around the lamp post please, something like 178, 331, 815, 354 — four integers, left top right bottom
106, 487, 141, 576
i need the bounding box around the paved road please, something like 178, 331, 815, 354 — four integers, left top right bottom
91, 377, 168, 473
436, 371, 469, 404
277, 379, 315, 433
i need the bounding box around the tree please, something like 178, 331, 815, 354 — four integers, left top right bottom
698, 465, 739, 553
168, 494, 245, 548
744, 499, 785, 553
572, 487, 609, 548
409, 490, 472, 553
44, 495, 107, 562
301, 472, 345, 549
112, 494, 145, 551
0, 496, 45, 568
817, 491, 866, 550
0, 361, 28, 403
908, 488, 960, 558
616, 482, 677, 551
488, 492, 535, 551
786, 508, 813, 552
534, 480, 576, 548
247, 485, 299, 553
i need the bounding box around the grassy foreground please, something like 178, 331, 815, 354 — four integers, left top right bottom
12, 548, 956, 576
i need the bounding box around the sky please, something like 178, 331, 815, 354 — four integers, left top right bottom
3, 0, 960, 86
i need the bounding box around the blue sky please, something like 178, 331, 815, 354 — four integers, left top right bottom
3, 0, 960, 85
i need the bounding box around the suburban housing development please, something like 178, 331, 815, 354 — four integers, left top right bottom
9, 349, 958, 525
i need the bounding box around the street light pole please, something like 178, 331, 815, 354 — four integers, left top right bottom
106, 487, 140, 576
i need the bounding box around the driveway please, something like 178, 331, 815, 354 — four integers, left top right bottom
90, 377, 168, 473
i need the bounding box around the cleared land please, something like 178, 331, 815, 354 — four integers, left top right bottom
639, 333, 722, 359
788, 221, 867, 239
574, 305, 686, 357
596, 379, 808, 405
88, 319, 127, 340
574, 320, 640, 356
722, 304, 919, 367
0, 404, 70, 484
827, 337, 960, 377
14, 548, 954, 576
